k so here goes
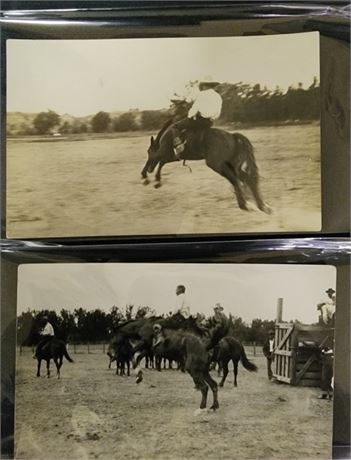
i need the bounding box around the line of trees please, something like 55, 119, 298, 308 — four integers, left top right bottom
17, 306, 276, 347
8, 79, 319, 136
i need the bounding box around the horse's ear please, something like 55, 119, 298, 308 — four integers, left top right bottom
150, 136, 155, 145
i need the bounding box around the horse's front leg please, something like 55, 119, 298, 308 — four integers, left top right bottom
218, 361, 229, 387
205, 372, 219, 411
132, 343, 148, 384
46, 359, 51, 379
141, 159, 151, 185
154, 161, 165, 188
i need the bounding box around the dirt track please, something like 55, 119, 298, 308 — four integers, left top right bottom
7, 124, 320, 238
15, 348, 332, 460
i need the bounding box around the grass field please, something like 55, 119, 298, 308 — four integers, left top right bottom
15, 347, 332, 460
6, 124, 321, 238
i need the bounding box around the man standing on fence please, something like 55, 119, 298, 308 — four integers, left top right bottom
262, 329, 275, 380
317, 288, 336, 327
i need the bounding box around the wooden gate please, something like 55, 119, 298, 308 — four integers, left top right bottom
273, 323, 333, 386
273, 323, 295, 384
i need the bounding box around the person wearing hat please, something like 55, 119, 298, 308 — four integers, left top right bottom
317, 288, 336, 327
171, 80, 223, 159
33, 315, 55, 358
263, 329, 275, 380
213, 303, 227, 324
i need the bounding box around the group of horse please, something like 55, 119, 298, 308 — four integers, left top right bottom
105, 314, 258, 412
33, 313, 258, 413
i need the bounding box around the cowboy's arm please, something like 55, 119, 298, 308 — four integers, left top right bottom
188, 98, 200, 118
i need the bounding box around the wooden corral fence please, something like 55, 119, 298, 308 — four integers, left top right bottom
273, 298, 334, 387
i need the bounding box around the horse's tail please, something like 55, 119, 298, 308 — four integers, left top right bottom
63, 346, 74, 363
240, 345, 258, 372
232, 133, 259, 179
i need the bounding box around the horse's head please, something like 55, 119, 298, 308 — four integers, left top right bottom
146, 136, 160, 173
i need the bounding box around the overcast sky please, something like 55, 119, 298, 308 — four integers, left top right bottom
17, 263, 335, 324
7, 32, 319, 116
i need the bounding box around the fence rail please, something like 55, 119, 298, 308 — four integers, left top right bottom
18, 342, 264, 357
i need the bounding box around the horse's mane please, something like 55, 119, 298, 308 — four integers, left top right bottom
154, 119, 173, 147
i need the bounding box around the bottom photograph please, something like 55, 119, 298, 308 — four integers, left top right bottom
15, 263, 336, 460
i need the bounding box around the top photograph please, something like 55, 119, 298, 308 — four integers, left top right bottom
6, 31, 321, 238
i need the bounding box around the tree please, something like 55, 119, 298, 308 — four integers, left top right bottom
33, 110, 61, 134
91, 111, 111, 133
113, 112, 138, 132
140, 110, 170, 131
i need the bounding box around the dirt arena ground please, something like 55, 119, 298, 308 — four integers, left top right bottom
15, 347, 333, 460
6, 124, 321, 238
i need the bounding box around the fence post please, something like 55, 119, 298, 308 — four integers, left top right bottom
87, 342, 90, 354
276, 298, 283, 323
253, 341, 256, 356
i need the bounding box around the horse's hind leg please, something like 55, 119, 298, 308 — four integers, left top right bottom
193, 375, 208, 410
54, 357, 61, 379
233, 359, 239, 387
46, 360, 51, 379
206, 159, 248, 211
243, 172, 272, 214
37, 359, 41, 377
204, 372, 219, 411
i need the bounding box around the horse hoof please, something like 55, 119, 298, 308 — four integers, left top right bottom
261, 203, 273, 215
209, 404, 219, 411
154, 182, 162, 189
143, 179, 150, 186
243, 201, 257, 212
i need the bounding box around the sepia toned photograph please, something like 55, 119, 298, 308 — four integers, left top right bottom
6, 32, 321, 238
15, 263, 336, 460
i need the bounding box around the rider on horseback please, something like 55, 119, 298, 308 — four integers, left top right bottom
33, 315, 55, 358
172, 80, 223, 159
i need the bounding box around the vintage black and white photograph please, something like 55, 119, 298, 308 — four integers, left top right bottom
15, 263, 336, 460
6, 32, 320, 238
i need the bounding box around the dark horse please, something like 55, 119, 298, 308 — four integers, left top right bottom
35, 338, 74, 379
141, 120, 271, 214
212, 336, 257, 387
153, 326, 220, 413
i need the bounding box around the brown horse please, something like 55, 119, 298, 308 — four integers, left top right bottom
141, 120, 271, 214
212, 336, 258, 387
154, 327, 219, 413
35, 338, 73, 379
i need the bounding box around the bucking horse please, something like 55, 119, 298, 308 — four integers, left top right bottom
141, 119, 271, 214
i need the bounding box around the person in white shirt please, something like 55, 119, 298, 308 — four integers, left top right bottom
172, 80, 223, 159
317, 288, 336, 327
34, 316, 55, 358
173, 285, 191, 319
